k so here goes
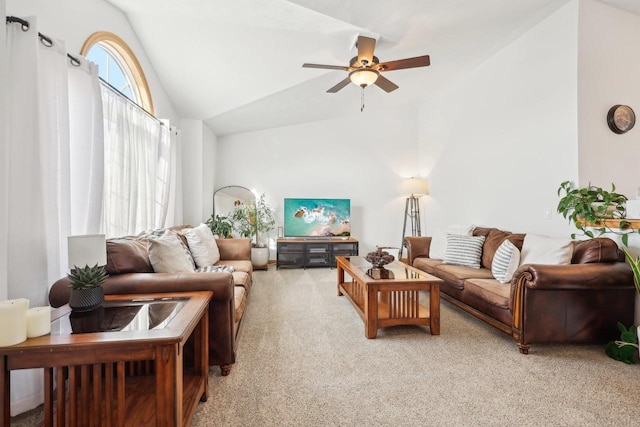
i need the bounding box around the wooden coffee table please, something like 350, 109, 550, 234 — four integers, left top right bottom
336, 256, 443, 338
0, 291, 211, 427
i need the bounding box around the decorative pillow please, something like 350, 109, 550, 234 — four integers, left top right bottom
443, 234, 485, 268
147, 231, 196, 273
429, 224, 475, 260
519, 234, 573, 266
491, 239, 521, 283
181, 223, 221, 268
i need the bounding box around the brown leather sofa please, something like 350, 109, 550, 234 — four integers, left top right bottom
405, 227, 636, 354
49, 226, 252, 376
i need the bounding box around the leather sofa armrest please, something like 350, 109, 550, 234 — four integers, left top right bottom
404, 236, 432, 265
512, 262, 633, 291
216, 238, 251, 261
49, 272, 235, 308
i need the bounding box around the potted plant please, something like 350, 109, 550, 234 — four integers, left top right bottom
205, 214, 233, 238
557, 181, 638, 245
231, 193, 275, 269
67, 263, 108, 311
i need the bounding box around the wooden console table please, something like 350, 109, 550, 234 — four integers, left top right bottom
0, 291, 211, 427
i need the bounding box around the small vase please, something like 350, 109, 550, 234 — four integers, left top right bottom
69, 287, 104, 312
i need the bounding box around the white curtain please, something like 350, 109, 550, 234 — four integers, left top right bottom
101, 84, 174, 237
4, 17, 103, 415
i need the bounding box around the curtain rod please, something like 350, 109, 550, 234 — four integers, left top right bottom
6, 16, 81, 67
6, 15, 166, 128
99, 78, 166, 127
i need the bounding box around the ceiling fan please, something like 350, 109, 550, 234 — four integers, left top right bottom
303, 35, 430, 110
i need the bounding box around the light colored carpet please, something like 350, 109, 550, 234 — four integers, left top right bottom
11, 267, 640, 426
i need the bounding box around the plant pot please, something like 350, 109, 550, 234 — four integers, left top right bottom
251, 247, 270, 271
590, 202, 622, 218
69, 287, 104, 312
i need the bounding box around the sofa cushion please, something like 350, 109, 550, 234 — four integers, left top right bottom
481, 229, 526, 269
234, 285, 247, 324
217, 260, 253, 275
571, 238, 621, 264
232, 271, 252, 291
491, 239, 521, 283
148, 231, 196, 273
430, 224, 475, 259
433, 264, 495, 290
182, 223, 221, 268
412, 257, 443, 275
520, 234, 573, 266
105, 238, 154, 274
464, 278, 510, 309
443, 234, 485, 268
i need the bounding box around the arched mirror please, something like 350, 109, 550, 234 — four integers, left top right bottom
213, 186, 255, 219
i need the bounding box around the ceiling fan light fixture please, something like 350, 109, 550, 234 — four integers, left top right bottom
349, 68, 379, 87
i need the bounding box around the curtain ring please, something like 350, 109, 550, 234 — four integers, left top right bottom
6, 16, 30, 32
39, 34, 53, 48
68, 54, 82, 67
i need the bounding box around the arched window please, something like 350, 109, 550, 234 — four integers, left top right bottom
81, 31, 154, 114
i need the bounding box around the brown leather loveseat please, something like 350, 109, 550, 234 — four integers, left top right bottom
405, 227, 636, 354
49, 225, 252, 376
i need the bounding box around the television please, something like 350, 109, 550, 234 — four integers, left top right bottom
283, 198, 351, 238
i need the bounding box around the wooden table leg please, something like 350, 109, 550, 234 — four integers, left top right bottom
430, 283, 440, 335
365, 283, 378, 339
155, 345, 180, 427
1, 356, 9, 427
337, 263, 344, 296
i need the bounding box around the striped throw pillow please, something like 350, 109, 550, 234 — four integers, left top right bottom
443, 234, 485, 268
491, 239, 521, 283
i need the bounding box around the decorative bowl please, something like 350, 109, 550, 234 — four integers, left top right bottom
365, 248, 395, 268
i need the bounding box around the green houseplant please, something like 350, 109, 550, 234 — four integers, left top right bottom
231, 193, 276, 269
556, 181, 638, 245
67, 264, 109, 311
205, 214, 233, 238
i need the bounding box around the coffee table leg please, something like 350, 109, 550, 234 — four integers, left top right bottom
337, 263, 344, 296
365, 285, 378, 339
430, 283, 440, 335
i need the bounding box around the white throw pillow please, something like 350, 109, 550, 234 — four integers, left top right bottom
491, 239, 521, 283
443, 234, 485, 268
148, 231, 196, 273
429, 224, 475, 260
519, 234, 573, 266
182, 223, 221, 268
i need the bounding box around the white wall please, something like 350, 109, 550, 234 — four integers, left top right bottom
417, 1, 579, 238
578, 0, 640, 199
216, 106, 420, 258
1, 0, 7, 301
181, 120, 217, 226
6, 0, 179, 122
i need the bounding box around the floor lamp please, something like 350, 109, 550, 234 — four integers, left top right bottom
399, 178, 429, 260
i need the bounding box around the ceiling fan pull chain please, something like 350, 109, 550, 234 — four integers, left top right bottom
361, 85, 365, 112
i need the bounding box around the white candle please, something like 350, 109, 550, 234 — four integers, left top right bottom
26, 306, 51, 338
0, 298, 29, 346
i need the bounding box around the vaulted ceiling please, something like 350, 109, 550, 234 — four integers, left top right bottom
107, 0, 640, 136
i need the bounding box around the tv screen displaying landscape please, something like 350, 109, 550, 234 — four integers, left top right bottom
283, 198, 351, 237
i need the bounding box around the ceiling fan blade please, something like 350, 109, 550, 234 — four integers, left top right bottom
377, 55, 431, 71
303, 63, 350, 71
357, 36, 376, 67
374, 75, 399, 93
327, 77, 352, 93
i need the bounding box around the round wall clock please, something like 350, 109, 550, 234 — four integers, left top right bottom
607, 104, 635, 134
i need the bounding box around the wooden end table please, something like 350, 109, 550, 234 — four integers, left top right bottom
0, 291, 211, 427
336, 256, 443, 338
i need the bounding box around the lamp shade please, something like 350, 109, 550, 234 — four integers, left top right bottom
400, 178, 429, 196
349, 69, 379, 87
68, 234, 107, 269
